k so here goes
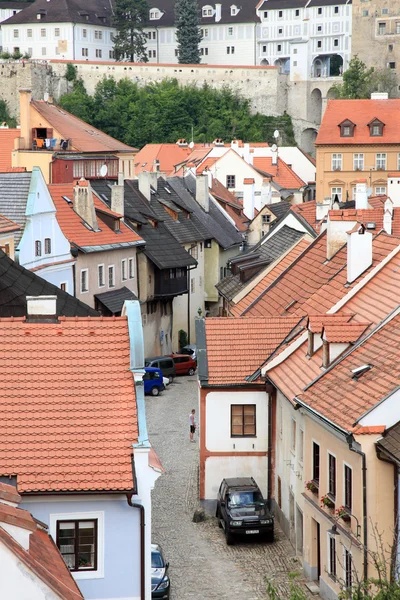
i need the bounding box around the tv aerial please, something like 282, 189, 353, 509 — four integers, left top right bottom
100, 164, 108, 177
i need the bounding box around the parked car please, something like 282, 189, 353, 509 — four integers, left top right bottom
169, 353, 197, 376
179, 344, 197, 362
151, 543, 170, 599
145, 356, 176, 383
143, 367, 165, 396
216, 477, 274, 545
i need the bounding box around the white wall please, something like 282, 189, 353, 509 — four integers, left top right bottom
205, 454, 268, 499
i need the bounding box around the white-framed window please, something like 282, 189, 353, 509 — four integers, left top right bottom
228, 26, 233, 35
82, 28, 87, 38
121, 259, 127, 281
299, 429, 304, 463
344, 463, 352, 511
331, 187, 342, 202
353, 153, 364, 170
328, 534, 337, 578
328, 452, 336, 498
108, 265, 115, 288
201, 28, 209, 37
42, 47, 46, 55
331, 153, 342, 170
128, 258, 134, 279
27, 28, 32, 37
44, 238, 51, 254
35, 240, 41, 257
202, 6, 213, 16
263, 10, 268, 18
94, 30, 103, 39
13, 29, 19, 38
82, 48, 88, 57
376, 153, 387, 170
375, 186, 386, 196
231, 5, 238, 16
109, 50, 115, 59
96, 49, 102, 58
55, 27, 60, 36
50, 511, 104, 580
291, 418, 296, 453
80, 269, 88, 293
278, 10, 283, 17
98, 264, 105, 288
60, 282, 67, 292
378, 22, 386, 35
41, 28, 46, 37
352, 186, 357, 200
277, 44, 282, 52
344, 548, 352, 589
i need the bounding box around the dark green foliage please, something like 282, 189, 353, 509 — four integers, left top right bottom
58, 76, 296, 147
0, 100, 16, 128
332, 55, 397, 99
65, 63, 77, 82
112, 0, 149, 62
179, 330, 188, 349
175, 0, 202, 64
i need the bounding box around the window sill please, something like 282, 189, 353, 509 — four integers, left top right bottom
230, 435, 257, 439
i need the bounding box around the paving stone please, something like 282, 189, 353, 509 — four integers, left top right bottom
146, 376, 316, 600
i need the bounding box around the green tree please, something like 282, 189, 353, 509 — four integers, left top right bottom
0, 100, 16, 128
58, 79, 94, 123
112, 0, 149, 62
332, 55, 375, 99
175, 0, 202, 64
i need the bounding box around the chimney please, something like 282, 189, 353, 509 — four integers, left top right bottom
347, 223, 373, 283
271, 148, 278, 166
326, 213, 350, 259
322, 340, 330, 369
149, 171, 158, 191
261, 178, 271, 207
215, 3, 222, 21
176, 138, 188, 147
371, 92, 388, 100
111, 172, 124, 216
243, 178, 255, 220
196, 174, 209, 212
19, 89, 32, 149
73, 178, 98, 230
243, 143, 251, 164
213, 138, 224, 147
355, 180, 368, 209
387, 174, 400, 207
26, 295, 57, 321
153, 159, 160, 173
316, 200, 330, 222
383, 208, 392, 234
138, 171, 151, 201
307, 330, 314, 356
207, 170, 213, 188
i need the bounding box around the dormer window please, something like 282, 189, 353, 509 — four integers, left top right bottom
202, 5, 213, 16
339, 119, 355, 137
368, 118, 385, 136
150, 9, 161, 19
231, 5, 239, 16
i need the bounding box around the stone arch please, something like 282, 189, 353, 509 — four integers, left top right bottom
327, 87, 338, 100
309, 88, 322, 123
274, 58, 290, 74
260, 59, 270, 66
329, 54, 343, 77
301, 128, 318, 156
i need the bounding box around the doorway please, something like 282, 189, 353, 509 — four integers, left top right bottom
311, 518, 321, 581
296, 505, 303, 556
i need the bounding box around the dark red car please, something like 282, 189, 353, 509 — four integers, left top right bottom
169, 354, 197, 376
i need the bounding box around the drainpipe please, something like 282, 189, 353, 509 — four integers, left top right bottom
348, 437, 368, 582
267, 388, 274, 503
73, 23, 76, 60
126, 493, 145, 600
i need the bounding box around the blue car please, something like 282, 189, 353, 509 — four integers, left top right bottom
143, 367, 165, 396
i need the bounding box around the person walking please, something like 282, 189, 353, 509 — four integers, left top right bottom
189, 409, 197, 442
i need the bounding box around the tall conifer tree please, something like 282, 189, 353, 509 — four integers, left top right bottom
113, 0, 149, 62
175, 0, 202, 64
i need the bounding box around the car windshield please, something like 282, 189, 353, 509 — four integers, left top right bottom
151, 551, 164, 568
227, 491, 264, 507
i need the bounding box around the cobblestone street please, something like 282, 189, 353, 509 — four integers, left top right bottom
146, 375, 315, 600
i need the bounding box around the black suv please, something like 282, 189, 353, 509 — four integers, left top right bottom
216, 477, 274, 545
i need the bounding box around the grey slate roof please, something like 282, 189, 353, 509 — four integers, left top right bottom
268, 201, 292, 221
377, 420, 400, 465
216, 225, 305, 300
0, 249, 98, 318
0, 172, 32, 245
2, 0, 113, 26
171, 174, 244, 250
91, 179, 197, 270
95, 286, 138, 315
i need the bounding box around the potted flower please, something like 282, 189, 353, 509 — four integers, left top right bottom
305, 480, 318, 494
320, 494, 335, 510
336, 505, 351, 523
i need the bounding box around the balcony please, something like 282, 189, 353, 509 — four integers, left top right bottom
154, 270, 188, 298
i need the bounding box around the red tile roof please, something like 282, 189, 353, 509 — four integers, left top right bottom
133, 143, 192, 176
0, 482, 21, 505
197, 156, 219, 174
230, 238, 310, 316
49, 183, 143, 249
329, 208, 383, 225
31, 100, 137, 153
291, 201, 319, 232
211, 178, 243, 210
351, 425, 386, 435
322, 322, 371, 343
0, 316, 138, 493
299, 310, 400, 430
0, 129, 20, 171
0, 213, 21, 234
316, 99, 400, 145
307, 314, 355, 333
253, 157, 306, 189
205, 316, 303, 385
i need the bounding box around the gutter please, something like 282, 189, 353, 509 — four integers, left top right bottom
126, 493, 145, 600
347, 435, 368, 583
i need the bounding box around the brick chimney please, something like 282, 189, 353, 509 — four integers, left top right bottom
111, 172, 124, 216
347, 223, 373, 283
73, 178, 98, 230
243, 178, 255, 220
196, 174, 209, 213
19, 89, 32, 149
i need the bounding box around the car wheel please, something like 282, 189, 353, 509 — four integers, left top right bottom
188, 368, 195, 376
168, 375, 174, 384
225, 529, 234, 545
151, 387, 160, 397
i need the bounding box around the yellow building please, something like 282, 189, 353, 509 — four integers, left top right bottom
315, 95, 400, 205
0, 214, 20, 260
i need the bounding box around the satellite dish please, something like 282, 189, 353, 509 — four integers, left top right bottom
367, 187, 372, 197
100, 164, 108, 177
189, 141, 194, 149
273, 130, 280, 139
44, 92, 49, 102
271, 144, 277, 152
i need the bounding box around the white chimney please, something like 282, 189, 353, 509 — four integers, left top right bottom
326, 213, 350, 259
111, 172, 124, 216
243, 143, 251, 165
355, 180, 368, 209
271, 149, 278, 166
317, 200, 330, 222
196, 174, 209, 213
387, 174, 400, 207
138, 171, 151, 201
347, 223, 373, 283
215, 3, 222, 21
261, 178, 271, 207
243, 178, 255, 220
153, 159, 160, 172
73, 179, 98, 230
383, 209, 392, 235
26, 295, 57, 319
207, 170, 213, 188
371, 92, 388, 100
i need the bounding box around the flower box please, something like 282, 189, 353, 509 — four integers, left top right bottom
336, 505, 351, 523
321, 494, 335, 510
305, 480, 319, 494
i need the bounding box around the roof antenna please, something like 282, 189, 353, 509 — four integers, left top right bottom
189, 125, 194, 149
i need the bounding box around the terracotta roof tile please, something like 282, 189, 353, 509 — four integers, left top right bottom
322, 322, 371, 343
31, 101, 137, 153
0, 316, 138, 493
0, 482, 21, 505
49, 183, 144, 249
329, 208, 383, 226
316, 99, 400, 145
205, 316, 303, 385
307, 313, 355, 333
291, 201, 319, 232
351, 425, 386, 435
0, 213, 21, 234
197, 156, 219, 174
0, 129, 20, 172
133, 143, 192, 176
0, 503, 37, 531
253, 157, 306, 188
